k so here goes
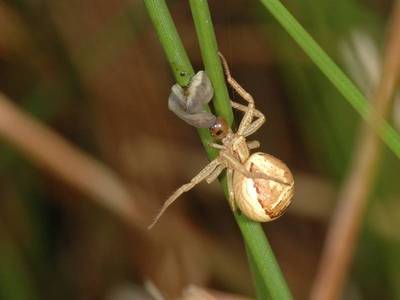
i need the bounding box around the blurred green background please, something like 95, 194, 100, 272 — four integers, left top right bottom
0, 0, 399, 299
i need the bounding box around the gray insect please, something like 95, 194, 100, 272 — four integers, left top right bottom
168, 71, 217, 128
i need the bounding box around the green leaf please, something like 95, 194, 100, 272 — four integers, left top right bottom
259, 0, 400, 159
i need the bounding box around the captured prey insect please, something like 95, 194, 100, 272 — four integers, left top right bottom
168, 70, 217, 128
148, 53, 294, 229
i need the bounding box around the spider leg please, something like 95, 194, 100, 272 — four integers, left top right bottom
218, 52, 255, 136
226, 169, 236, 211
220, 152, 289, 186
247, 140, 260, 150
206, 164, 226, 183
208, 142, 225, 150
230, 101, 266, 137
218, 53, 254, 105
148, 159, 221, 229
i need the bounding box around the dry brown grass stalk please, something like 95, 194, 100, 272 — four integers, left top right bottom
310, 2, 400, 299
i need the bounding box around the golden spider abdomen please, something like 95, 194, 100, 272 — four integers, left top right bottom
233, 152, 294, 222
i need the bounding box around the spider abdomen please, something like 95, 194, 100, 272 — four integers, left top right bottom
232, 152, 294, 222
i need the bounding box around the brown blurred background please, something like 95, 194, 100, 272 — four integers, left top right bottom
0, 0, 399, 299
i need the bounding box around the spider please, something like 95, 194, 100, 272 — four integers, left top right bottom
148, 53, 294, 229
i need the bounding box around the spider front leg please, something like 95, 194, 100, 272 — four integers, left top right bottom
205, 164, 226, 184
247, 140, 260, 150
218, 52, 256, 136
231, 101, 266, 137
148, 159, 221, 229
208, 142, 225, 150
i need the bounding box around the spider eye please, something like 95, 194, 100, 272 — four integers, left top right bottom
210, 117, 229, 139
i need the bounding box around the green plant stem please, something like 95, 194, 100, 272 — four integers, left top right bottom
189, 0, 234, 126
189, 1, 292, 299
144, 0, 292, 299
259, 0, 400, 160
246, 244, 271, 300
143, 0, 194, 86
238, 214, 291, 300
143, 0, 217, 158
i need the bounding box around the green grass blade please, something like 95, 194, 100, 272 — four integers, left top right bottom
189, 0, 234, 126
189, 1, 292, 299
259, 0, 400, 159
143, 0, 194, 86
237, 214, 291, 300
143, 0, 217, 158
246, 244, 271, 300
144, 0, 292, 298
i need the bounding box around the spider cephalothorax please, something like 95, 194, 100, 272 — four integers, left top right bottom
148, 53, 294, 229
